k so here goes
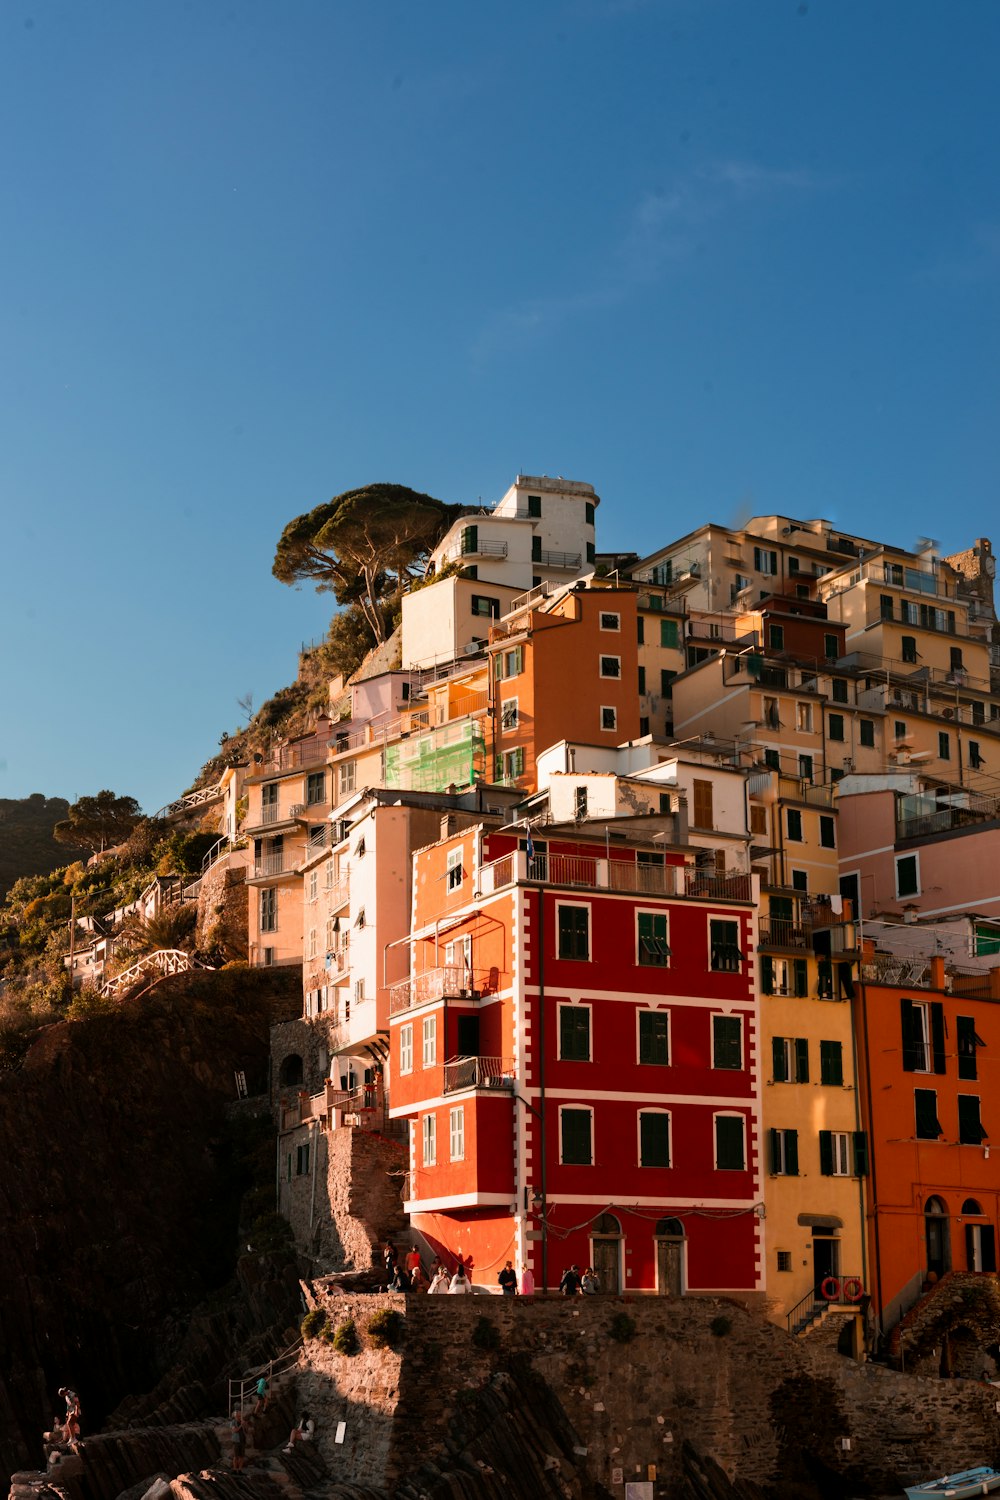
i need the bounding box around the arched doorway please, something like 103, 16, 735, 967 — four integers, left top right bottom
925, 1196, 950, 1278
962, 1199, 996, 1272
279, 1053, 303, 1088
590, 1213, 622, 1293
654, 1217, 685, 1296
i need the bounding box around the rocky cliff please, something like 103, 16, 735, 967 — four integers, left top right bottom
0, 966, 301, 1481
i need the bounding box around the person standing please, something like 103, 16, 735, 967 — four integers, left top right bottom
231, 1408, 247, 1471
498, 1261, 518, 1295
581, 1266, 600, 1294
448, 1264, 473, 1293
428, 1266, 450, 1294
559, 1265, 583, 1296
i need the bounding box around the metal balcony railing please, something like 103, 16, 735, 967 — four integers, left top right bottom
252, 853, 286, 878
389, 965, 468, 1014
536, 548, 582, 570
443, 1055, 516, 1094
478, 851, 752, 904
758, 920, 809, 951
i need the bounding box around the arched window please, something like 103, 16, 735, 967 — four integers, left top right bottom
279, 1053, 304, 1088
962, 1198, 985, 1216
925, 1196, 947, 1215
593, 1212, 621, 1235
655, 1217, 685, 1237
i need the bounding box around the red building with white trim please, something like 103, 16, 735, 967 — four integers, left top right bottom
388, 815, 763, 1297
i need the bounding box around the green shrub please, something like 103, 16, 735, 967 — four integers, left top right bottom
333, 1317, 360, 1355
609, 1312, 636, 1344
249, 1212, 294, 1253
301, 1308, 328, 1341
367, 1308, 406, 1348
471, 1316, 501, 1352
710, 1314, 733, 1337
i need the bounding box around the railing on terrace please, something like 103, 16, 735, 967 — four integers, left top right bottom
325, 876, 349, 908
758, 921, 809, 951
152, 781, 225, 821
817, 558, 956, 602
443, 1055, 516, 1094
261, 740, 329, 773
862, 954, 931, 988
443, 539, 509, 561
536, 548, 582, 570
252, 853, 287, 878
390, 964, 467, 1014
478, 850, 752, 903
101, 948, 208, 999
897, 799, 1000, 841
838, 650, 993, 694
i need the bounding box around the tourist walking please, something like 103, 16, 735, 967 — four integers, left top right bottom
448, 1264, 473, 1293
498, 1260, 518, 1295
57, 1388, 81, 1449
253, 1374, 269, 1414
231, 1408, 247, 1471
428, 1267, 450, 1294
559, 1265, 583, 1296
581, 1266, 600, 1294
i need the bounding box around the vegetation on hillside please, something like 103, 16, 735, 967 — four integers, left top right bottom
0, 794, 71, 900
53, 790, 142, 853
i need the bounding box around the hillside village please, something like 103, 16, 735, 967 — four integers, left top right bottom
12, 473, 1000, 1494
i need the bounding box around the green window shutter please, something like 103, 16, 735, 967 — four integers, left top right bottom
793, 958, 808, 997
638, 911, 669, 966
820, 1041, 843, 1087
772, 1036, 788, 1083
915, 1089, 941, 1139
900, 999, 919, 1072
561, 1109, 592, 1164
462, 525, 478, 554
818, 1130, 833, 1176
531, 535, 542, 560
931, 1003, 947, 1074
761, 954, 774, 995
660, 619, 678, 649
639, 1011, 669, 1065
716, 1116, 745, 1170
958, 1095, 986, 1144
640, 1113, 670, 1167
560, 1006, 590, 1060
714, 1016, 742, 1069
852, 1131, 869, 1177
785, 1129, 799, 1176
795, 1038, 809, 1083
558, 905, 590, 960
957, 1016, 978, 1081
769, 1128, 781, 1175
638, 666, 646, 694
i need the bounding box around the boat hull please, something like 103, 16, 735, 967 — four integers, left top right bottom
905, 1468, 1000, 1500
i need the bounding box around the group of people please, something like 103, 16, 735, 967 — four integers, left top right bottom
229, 1376, 272, 1470
46, 1387, 81, 1454
384, 1239, 479, 1294
559, 1265, 601, 1295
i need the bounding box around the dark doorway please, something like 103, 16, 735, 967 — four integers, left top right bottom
925, 1197, 950, 1277
456, 1014, 480, 1056
812, 1236, 839, 1286
590, 1213, 622, 1293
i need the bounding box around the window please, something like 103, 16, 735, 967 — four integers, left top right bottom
449, 1105, 465, 1161
754, 547, 777, 575
586, 542, 596, 564
557, 904, 590, 960
638, 1009, 670, 1064
353, 977, 365, 1004
422, 1113, 437, 1165
901, 599, 919, 625
896, 853, 920, 898
527, 494, 541, 517
819, 1130, 851, 1175
637, 666, 646, 694
901, 998, 945, 1073
471, 594, 500, 618
601, 706, 618, 731
828, 713, 844, 741
308, 869, 318, 902
660, 618, 679, 648
831, 678, 848, 703
600, 611, 621, 632
585, 501, 595, 525
637, 911, 670, 966
499, 746, 525, 781
957, 1016, 982, 1081
444, 848, 464, 891
824, 634, 838, 660
880, 594, 894, 621
959, 1095, 987, 1145
399, 1024, 413, 1074
559, 1004, 591, 1061
500, 697, 519, 731
820, 815, 836, 849
692, 779, 714, 829
307, 926, 317, 960
788, 556, 800, 575
660, 669, 677, 699
339, 761, 356, 796
797, 703, 814, 734
560, 1107, 592, 1164
750, 804, 767, 835
715, 1115, 746, 1170
791, 868, 808, 893
422, 1015, 437, 1068
713, 1015, 742, 1069
820, 1040, 844, 1086
772, 1036, 809, 1082
574, 784, 589, 820
710, 920, 743, 972
914, 1088, 942, 1140
938, 732, 951, 761
902, 635, 917, 663
636, 616, 645, 644
769, 624, 785, 650
969, 740, 983, 769
600, 655, 621, 678
762, 695, 780, 728
354, 907, 366, 928
859, 719, 875, 748
786, 808, 803, 842
306, 771, 326, 805
777, 1250, 793, 1272
260, 888, 277, 933
764, 748, 781, 770
639, 1111, 671, 1168
798, 754, 813, 783
296, 1143, 310, 1176
496, 645, 523, 681
894, 720, 907, 741
769, 1129, 799, 1176
461, 524, 479, 555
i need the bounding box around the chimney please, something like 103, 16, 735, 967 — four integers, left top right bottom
930, 956, 946, 991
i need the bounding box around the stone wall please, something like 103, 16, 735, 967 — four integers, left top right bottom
293, 1291, 1000, 1498
892, 1271, 1000, 1378
282, 1127, 407, 1271
195, 854, 249, 960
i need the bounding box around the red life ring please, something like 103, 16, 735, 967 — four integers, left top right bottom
820, 1276, 841, 1301
842, 1277, 863, 1302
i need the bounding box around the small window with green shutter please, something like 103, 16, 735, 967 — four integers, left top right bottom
769, 1128, 798, 1175
638, 1010, 669, 1065
531, 535, 542, 561
860, 719, 875, 748
828, 714, 845, 742
637, 911, 670, 966
793, 958, 808, 997
585, 501, 595, 525
957, 1016, 982, 1081
557, 904, 590, 960
824, 634, 838, 660
710, 919, 743, 972
639, 1111, 671, 1167
761, 953, 774, 995
559, 1005, 591, 1061
560, 1107, 592, 1164
820, 1040, 844, 1087
959, 1095, 986, 1144
527, 494, 542, 518
715, 1115, 745, 1170
831, 678, 848, 703
915, 1088, 942, 1139
660, 618, 679, 649
713, 1015, 742, 1069
786, 809, 803, 841
852, 1131, 869, 1177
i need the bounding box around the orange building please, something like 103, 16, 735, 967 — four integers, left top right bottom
855, 949, 1000, 1330
488, 584, 641, 790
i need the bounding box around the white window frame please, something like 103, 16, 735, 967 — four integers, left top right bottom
828, 1130, 851, 1175
447, 847, 464, 891
449, 1105, 465, 1161
712, 1012, 744, 1069
636, 909, 670, 967
422, 1014, 437, 1067
797, 703, 813, 733
558, 1104, 594, 1165
713, 1111, 747, 1171
599, 655, 622, 679
399, 1023, 413, 1075
636, 1006, 671, 1065
501, 746, 524, 780
307, 927, 317, 960
895, 851, 921, 899
637, 1108, 672, 1169
353, 977, 365, 1004
556, 900, 591, 962
339, 761, 356, 796
557, 1001, 593, 1062
307, 869, 318, 903
422, 1112, 437, 1166
910, 1000, 932, 1073
260, 888, 277, 933
772, 1130, 797, 1175
599, 611, 621, 632
501, 697, 519, 730
600, 705, 618, 732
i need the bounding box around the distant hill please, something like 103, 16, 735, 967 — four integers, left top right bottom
0, 794, 71, 898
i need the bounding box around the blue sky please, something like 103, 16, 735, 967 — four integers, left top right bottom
2, 1, 998, 813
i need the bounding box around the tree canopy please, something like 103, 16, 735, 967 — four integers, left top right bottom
53, 791, 143, 853
272, 483, 463, 643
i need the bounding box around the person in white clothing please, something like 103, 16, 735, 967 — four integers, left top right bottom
448, 1265, 473, 1293
428, 1268, 450, 1294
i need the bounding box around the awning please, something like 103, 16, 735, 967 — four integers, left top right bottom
798, 1214, 843, 1229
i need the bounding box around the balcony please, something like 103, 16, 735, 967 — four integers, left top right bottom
442, 1055, 516, 1094
817, 558, 957, 604
445, 538, 509, 563
390, 964, 468, 1014
535, 548, 582, 570
758, 920, 809, 951
251, 852, 288, 879
896, 793, 1000, 842
478, 850, 753, 904
325, 876, 350, 909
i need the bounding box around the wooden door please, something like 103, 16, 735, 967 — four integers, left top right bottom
656, 1238, 683, 1296
591, 1237, 620, 1294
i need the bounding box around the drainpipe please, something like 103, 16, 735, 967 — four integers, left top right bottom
309, 1121, 319, 1230
855, 948, 883, 1334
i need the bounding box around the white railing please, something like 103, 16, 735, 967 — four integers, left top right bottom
389, 965, 467, 1014
152, 781, 225, 821
478, 851, 751, 903
443, 1055, 516, 1093
101, 948, 207, 999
